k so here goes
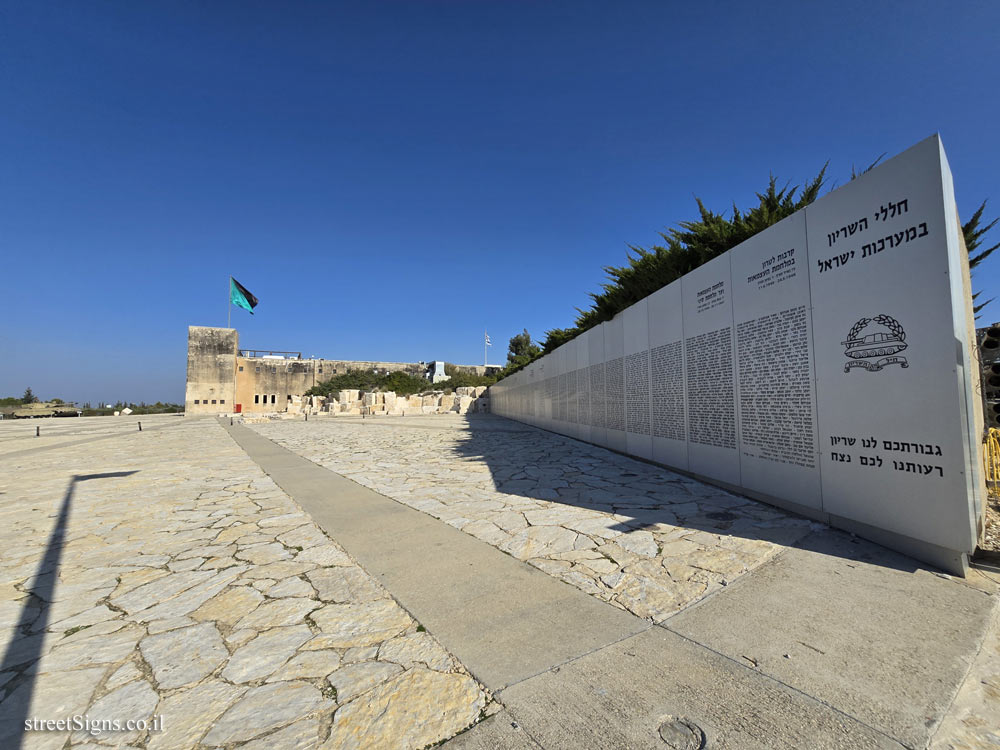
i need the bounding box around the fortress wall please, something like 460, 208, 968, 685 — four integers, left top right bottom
492, 135, 985, 575
232, 359, 427, 413
234, 358, 319, 413
184, 326, 238, 414
188, 343, 464, 416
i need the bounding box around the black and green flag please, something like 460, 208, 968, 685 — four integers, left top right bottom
230, 277, 259, 315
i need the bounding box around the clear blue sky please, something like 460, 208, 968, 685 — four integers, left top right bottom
2, 1, 998, 405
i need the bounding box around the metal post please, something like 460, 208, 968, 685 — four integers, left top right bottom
35, 425, 39, 437
138, 422, 142, 432
230, 417, 233, 426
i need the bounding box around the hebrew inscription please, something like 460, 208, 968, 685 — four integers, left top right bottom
589, 362, 606, 428
696, 281, 726, 313
826, 435, 945, 478
737, 305, 816, 467
556, 373, 567, 422
545, 377, 556, 418
567, 370, 579, 424
685, 327, 735, 448
579, 366, 591, 425
606, 357, 625, 431
746, 248, 797, 291
625, 350, 651, 435
816, 195, 924, 273
651, 341, 685, 441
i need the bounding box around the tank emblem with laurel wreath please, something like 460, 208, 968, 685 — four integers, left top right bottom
842, 314, 909, 373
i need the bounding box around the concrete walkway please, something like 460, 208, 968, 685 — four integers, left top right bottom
226, 420, 1000, 749
224, 423, 649, 690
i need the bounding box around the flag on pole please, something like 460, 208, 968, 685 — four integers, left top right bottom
230, 277, 259, 315
485, 332, 492, 346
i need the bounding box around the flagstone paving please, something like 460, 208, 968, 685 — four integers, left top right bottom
0, 418, 489, 749
0, 414, 184, 458
4, 413, 997, 749
251, 414, 824, 623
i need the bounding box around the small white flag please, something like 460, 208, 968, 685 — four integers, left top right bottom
485, 332, 492, 346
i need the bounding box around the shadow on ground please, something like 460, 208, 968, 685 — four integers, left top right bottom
445, 414, 926, 574
0, 471, 137, 750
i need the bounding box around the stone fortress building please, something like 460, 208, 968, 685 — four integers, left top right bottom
184, 326, 498, 415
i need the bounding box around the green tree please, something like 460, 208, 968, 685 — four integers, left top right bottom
559, 169, 828, 350
963, 200, 1000, 317
436, 371, 496, 389
308, 369, 431, 398
380, 371, 435, 396
541, 327, 578, 354
22, 387, 37, 404
507, 329, 540, 362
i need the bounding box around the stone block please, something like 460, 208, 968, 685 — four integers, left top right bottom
439, 394, 456, 411
422, 395, 440, 408
474, 386, 488, 398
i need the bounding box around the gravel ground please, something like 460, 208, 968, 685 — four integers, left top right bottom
983, 491, 1000, 551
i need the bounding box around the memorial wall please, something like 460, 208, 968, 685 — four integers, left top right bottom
491, 135, 984, 574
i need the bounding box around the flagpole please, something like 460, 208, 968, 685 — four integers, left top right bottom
227, 276, 231, 329
484, 330, 487, 367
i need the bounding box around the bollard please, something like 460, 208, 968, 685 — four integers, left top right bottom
230, 417, 233, 426
305, 413, 308, 421
138, 422, 142, 432
36, 425, 40, 437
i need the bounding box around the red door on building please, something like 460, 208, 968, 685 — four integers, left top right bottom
235, 404, 242, 413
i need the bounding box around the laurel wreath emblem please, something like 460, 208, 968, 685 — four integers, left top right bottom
847, 314, 906, 342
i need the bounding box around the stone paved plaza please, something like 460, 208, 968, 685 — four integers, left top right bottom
0, 413, 997, 749
0, 415, 176, 458
252, 415, 822, 622
0, 416, 488, 749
